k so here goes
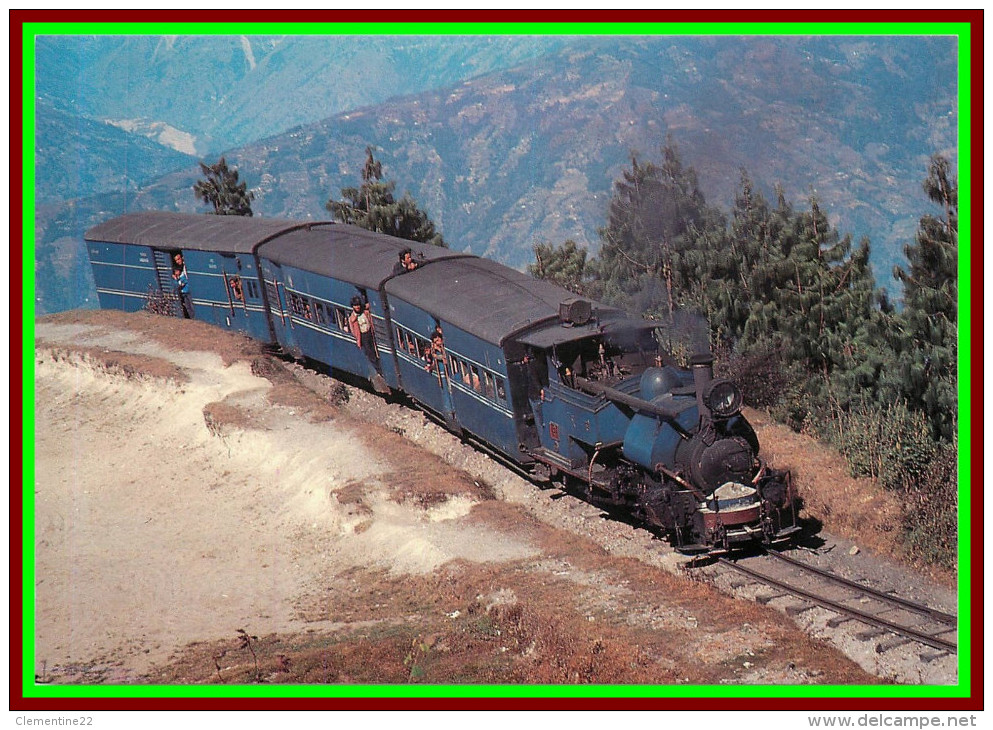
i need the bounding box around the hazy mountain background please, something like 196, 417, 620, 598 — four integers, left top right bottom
32, 33, 958, 315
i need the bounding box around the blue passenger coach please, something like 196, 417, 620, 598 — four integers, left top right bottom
85, 212, 307, 344
252, 223, 455, 389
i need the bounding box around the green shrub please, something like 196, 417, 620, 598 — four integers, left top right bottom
900, 441, 958, 569
833, 399, 957, 568
832, 400, 929, 484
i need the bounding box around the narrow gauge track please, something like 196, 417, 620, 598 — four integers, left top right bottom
714, 550, 957, 654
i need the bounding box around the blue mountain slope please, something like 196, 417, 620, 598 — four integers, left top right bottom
32, 34, 958, 315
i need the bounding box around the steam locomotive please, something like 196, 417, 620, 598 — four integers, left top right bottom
85, 211, 799, 553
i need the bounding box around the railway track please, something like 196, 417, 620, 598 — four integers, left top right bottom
711, 549, 957, 654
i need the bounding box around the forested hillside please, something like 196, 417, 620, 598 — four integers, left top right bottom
34, 34, 571, 155
530, 144, 959, 568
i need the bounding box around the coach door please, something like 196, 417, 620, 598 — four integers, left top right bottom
432, 350, 459, 431
151, 248, 187, 317
259, 258, 297, 353
389, 308, 461, 434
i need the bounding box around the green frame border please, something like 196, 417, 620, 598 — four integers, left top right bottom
19, 19, 974, 702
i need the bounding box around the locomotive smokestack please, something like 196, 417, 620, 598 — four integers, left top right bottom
691, 353, 714, 419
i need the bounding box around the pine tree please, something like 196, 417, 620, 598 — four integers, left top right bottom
793, 200, 879, 392
728, 189, 885, 428
193, 157, 254, 216
702, 170, 783, 348
891, 154, 958, 441
738, 185, 798, 356
327, 146, 445, 247
528, 239, 589, 294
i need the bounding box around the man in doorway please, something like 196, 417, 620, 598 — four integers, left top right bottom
348, 295, 389, 393
173, 266, 195, 319
523, 349, 548, 428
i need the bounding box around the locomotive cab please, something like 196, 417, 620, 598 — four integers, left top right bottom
551, 320, 661, 387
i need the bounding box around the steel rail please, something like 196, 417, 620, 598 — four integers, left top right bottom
716, 557, 957, 654
765, 549, 957, 626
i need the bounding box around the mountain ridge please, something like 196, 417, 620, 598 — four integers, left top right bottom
33, 34, 957, 314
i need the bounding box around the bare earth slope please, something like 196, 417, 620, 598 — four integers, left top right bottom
31, 311, 954, 686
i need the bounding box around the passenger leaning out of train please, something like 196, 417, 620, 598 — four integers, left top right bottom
348, 295, 376, 360
173, 266, 195, 319
524, 349, 548, 427
349, 296, 389, 393
425, 331, 447, 376
392, 248, 418, 276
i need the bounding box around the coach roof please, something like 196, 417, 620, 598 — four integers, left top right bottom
84, 211, 626, 346
386, 256, 604, 346
257, 223, 458, 288
84, 211, 317, 254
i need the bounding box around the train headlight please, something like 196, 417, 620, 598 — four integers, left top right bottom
703, 379, 743, 418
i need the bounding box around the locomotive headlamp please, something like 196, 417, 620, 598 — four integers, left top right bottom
703, 379, 743, 418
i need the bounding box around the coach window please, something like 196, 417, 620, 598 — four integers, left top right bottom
495, 376, 506, 403
229, 275, 245, 303
265, 280, 280, 311
482, 371, 496, 400
467, 365, 481, 392
334, 307, 350, 333
415, 333, 432, 361
397, 327, 412, 354
453, 357, 469, 385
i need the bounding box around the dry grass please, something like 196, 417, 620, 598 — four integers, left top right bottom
40, 308, 265, 366
746, 408, 906, 555
33, 310, 895, 685
202, 401, 258, 436
150, 540, 876, 686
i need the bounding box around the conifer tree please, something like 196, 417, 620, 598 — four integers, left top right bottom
193, 157, 254, 216
892, 154, 958, 441
779, 198, 878, 397
702, 171, 784, 348
327, 146, 445, 247
528, 239, 589, 294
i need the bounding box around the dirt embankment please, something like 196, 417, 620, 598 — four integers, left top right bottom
30, 310, 950, 687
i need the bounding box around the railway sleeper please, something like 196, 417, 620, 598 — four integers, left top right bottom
784, 602, 818, 617
855, 627, 889, 642
754, 591, 787, 605
874, 636, 914, 653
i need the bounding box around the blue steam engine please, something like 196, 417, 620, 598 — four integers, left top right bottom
504, 305, 799, 553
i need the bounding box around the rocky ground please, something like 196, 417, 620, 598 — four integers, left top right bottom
30, 310, 959, 687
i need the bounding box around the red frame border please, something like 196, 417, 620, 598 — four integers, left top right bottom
10, 8, 984, 711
